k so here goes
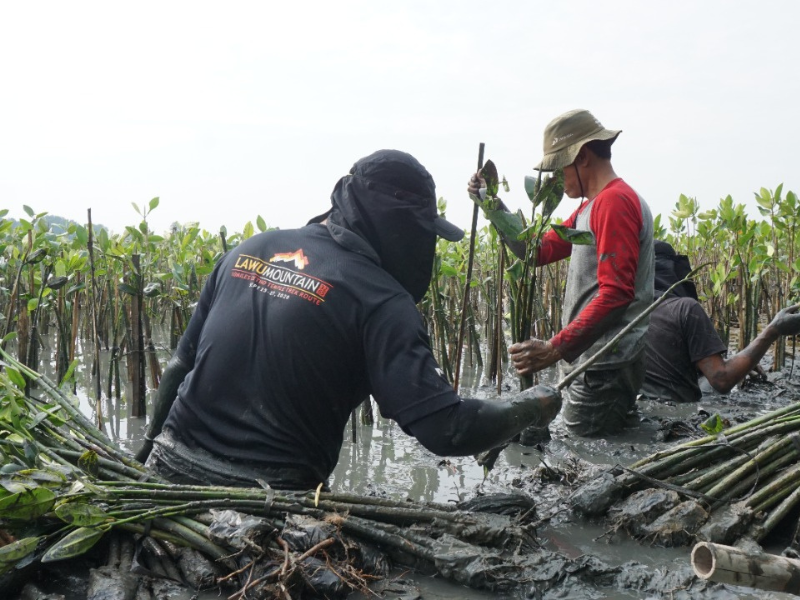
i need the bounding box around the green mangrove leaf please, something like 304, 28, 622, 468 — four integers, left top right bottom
117, 283, 138, 296
67, 282, 86, 295
440, 263, 458, 278
25, 248, 47, 264
5, 366, 26, 390
256, 215, 268, 233
243, 221, 254, 240
551, 224, 594, 246
700, 413, 725, 435
55, 502, 112, 526
480, 160, 500, 198
28, 468, 68, 484
0, 479, 28, 494
0, 487, 55, 520
78, 451, 100, 478
30, 410, 52, 429
23, 439, 37, 464
60, 359, 79, 389
0, 536, 41, 565
143, 282, 162, 297
539, 170, 565, 220
505, 260, 524, 281
46, 276, 69, 290
524, 175, 540, 204
483, 209, 526, 242
67, 481, 86, 495
41, 527, 105, 563
0, 463, 25, 476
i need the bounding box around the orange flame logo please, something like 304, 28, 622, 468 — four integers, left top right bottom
269, 250, 310, 270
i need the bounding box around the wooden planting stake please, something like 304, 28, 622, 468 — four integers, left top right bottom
453, 142, 485, 393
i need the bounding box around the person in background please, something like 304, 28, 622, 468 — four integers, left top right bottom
469, 109, 654, 440
641, 240, 800, 402
134, 149, 561, 490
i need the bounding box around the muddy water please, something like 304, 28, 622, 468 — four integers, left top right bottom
29, 341, 800, 598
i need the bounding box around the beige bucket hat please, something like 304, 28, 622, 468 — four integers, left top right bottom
535, 109, 621, 171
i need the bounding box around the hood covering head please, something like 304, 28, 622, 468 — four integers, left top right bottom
309, 149, 463, 303
654, 240, 698, 300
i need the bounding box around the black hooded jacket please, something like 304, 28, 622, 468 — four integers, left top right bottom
326, 174, 437, 303
653, 240, 698, 300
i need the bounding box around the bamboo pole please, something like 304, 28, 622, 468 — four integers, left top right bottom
692, 542, 800, 594
453, 142, 484, 393
130, 254, 146, 417
87, 210, 104, 430
496, 248, 504, 394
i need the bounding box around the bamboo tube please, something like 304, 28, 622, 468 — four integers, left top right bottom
692, 542, 800, 594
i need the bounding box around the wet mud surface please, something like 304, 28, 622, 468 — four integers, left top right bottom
328, 360, 800, 599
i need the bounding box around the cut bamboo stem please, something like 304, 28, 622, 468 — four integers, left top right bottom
692, 542, 800, 594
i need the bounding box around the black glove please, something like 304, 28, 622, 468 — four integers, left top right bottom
134, 437, 154, 464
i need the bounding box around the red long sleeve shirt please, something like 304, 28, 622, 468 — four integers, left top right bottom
538, 178, 645, 363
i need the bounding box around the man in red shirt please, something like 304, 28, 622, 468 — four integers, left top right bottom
471, 110, 654, 440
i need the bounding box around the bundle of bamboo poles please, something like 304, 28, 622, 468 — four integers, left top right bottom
573, 400, 800, 546
0, 349, 541, 598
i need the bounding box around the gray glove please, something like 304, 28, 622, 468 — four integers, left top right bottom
769, 304, 800, 336
511, 384, 563, 429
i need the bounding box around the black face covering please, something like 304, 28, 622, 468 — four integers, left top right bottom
654, 240, 698, 300
327, 175, 437, 303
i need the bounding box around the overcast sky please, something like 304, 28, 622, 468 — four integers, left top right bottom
2, 1, 798, 236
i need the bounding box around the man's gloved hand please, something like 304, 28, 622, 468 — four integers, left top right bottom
768, 304, 800, 336
514, 384, 563, 429
134, 437, 154, 464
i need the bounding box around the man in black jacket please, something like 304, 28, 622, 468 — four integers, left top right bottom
135, 149, 561, 489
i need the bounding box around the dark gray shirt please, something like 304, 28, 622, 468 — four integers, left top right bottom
641, 296, 727, 402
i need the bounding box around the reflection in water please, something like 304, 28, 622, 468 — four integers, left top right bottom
330, 412, 512, 504
32, 337, 165, 455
